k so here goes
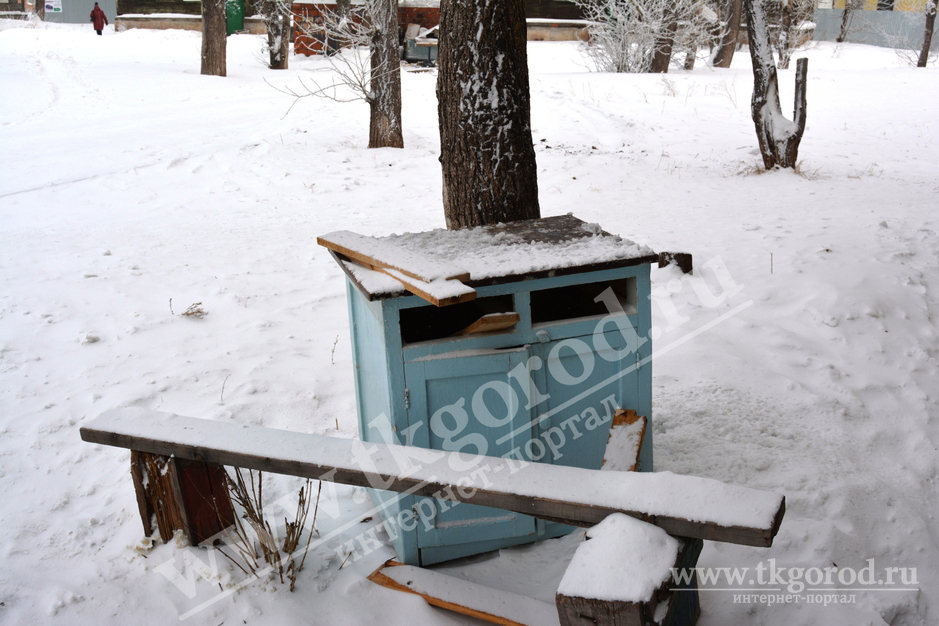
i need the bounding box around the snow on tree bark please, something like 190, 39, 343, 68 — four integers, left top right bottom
367, 0, 403, 149
265, 0, 293, 70
919, 0, 937, 68
744, 0, 807, 169
437, 0, 540, 229
201, 0, 227, 76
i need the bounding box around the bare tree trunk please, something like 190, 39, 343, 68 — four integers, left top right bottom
35, 0, 44, 19
201, 0, 227, 76
836, 0, 858, 43
713, 0, 742, 68
650, 11, 679, 73
266, 0, 292, 69
919, 0, 937, 67
367, 0, 403, 148
744, 0, 807, 168
437, 0, 540, 229
777, 0, 792, 69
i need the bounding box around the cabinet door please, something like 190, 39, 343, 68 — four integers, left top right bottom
404, 347, 537, 548
533, 328, 641, 471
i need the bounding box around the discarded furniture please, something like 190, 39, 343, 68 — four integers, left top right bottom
319, 214, 660, 565
81, 407, 784, 626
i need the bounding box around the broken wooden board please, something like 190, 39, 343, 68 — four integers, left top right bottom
326, 248, 475, 307
456, 312, 521, 336
602, 409, 647, 473
81, 408, 786, 547
381, 267, 476, 307
317, 230, 470, 283
369, 560, 559, 626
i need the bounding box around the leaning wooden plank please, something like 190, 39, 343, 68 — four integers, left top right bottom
80, 408, 785, 547
602, 409, 646, 473
369, 560, 559, 626
382, 267, 477, 307
332, 251, 475, 307
456, 312, 521, 336
317, 230, 470, 283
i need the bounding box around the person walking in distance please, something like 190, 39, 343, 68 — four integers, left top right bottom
90, 2, 108, 35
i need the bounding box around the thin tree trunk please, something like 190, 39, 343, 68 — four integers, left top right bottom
777, 0, 792, 70
367, 0, 403, 148
201, 0, 227, 76
650, 11, 679, 73
744, 0, 807, 168
713, 0, 742, 68
267, 0, 292, 69
918, 0, 937, 67
836, 0, 857, 43
437, 0, 540, 229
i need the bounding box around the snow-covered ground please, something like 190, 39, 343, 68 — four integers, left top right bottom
1, 18, 937, 626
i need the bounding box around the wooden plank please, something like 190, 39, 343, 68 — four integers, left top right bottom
317, 230, 470, 284
368, 560, 559, 626
602, 409, 646, 473
323, 216, 659, 302
335, 250, 476, 307
455, 312, 521, 336
80, 408, 786, 547
382, 267, 476, 307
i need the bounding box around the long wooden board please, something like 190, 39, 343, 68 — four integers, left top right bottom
329, 248, 476, 307
80, 408, 786, 547
317, 230, 470, 283
368, 560, 559, 626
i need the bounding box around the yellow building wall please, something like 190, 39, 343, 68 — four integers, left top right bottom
832, 0, 926, 9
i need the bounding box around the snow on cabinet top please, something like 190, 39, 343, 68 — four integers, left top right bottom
328, 214, 657, 301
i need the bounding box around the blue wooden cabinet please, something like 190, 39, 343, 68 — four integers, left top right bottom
333, 215, 656, 565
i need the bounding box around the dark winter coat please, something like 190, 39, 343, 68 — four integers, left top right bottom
90, 6, 108, 31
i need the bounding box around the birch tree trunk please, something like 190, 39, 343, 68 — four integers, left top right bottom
744, 0, 807, 168
266, 0, 292, 70
437, 0, 540, 229
367, 0, 403, 148
201, 0, 227, 76
777, 0, 792, 69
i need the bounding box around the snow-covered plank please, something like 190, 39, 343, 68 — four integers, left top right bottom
381, 267, 477, 307
80, 408, 786, 547
324, 215, 658, 300
602, 409, 646, 473
317, 229, 471, 283
329, 249, 476, 307
368, 560, 559, 626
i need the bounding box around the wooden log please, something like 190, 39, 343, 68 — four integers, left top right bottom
81, 408, 786, 547
130, 450, 235, 545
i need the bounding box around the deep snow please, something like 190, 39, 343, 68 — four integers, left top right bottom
1, 18, 937, 626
